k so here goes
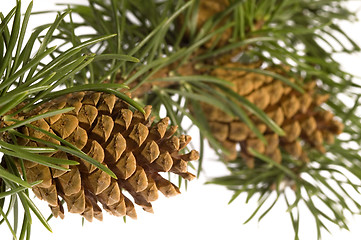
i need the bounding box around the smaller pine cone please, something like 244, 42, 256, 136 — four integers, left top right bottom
11, 91, 198, 221
179, 0, 231, 48
202, 61, 343, 168
181, 0, 266, 49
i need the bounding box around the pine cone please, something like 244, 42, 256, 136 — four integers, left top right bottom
181, 0, 266, 49
10, 91, 198, 221
203, 62, 343, 168
179, 0, 231, 48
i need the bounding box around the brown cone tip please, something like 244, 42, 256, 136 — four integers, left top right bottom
13, 91, 198, 221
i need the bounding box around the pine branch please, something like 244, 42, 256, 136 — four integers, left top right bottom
6, 0, 361, 239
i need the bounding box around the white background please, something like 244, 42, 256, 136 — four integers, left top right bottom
1, 1, 361, 239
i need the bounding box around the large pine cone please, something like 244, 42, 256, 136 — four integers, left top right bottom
13, 91, 198, 221
203, 62, 343, 168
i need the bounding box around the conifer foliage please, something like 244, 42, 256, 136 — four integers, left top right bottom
1, 0, 361, 239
